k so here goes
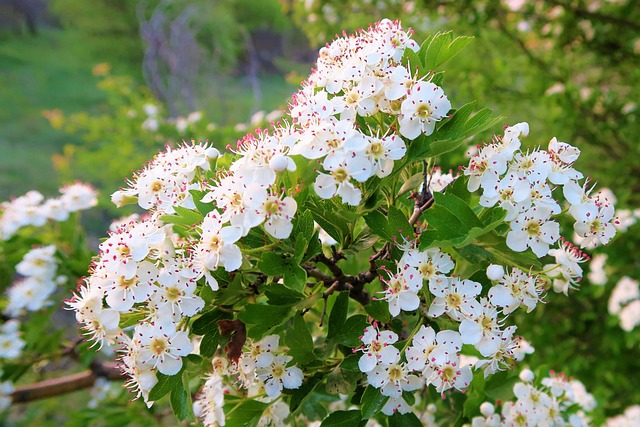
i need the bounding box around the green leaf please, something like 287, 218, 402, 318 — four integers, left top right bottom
421, 31, 474, 70
238, 304, 291, 339
189, 189, 215, 215
192, 309, 231, 335
265, 282, 306, 306
335, 315, 369, 347
388, 412, 422, 427
364, 300, 391, 323
320, 410, 362, 427
364, 210, 391, 241
286, 313, 315, 364
149, 371, 182, 401
289, 373, 324, 414
291, 210, 315, 240
325, 367, 360, 395
398, 172, 424, 196
170, 371, 194, 422
434, 192, 483, 229
224, 398, 268, 427
388, 206, 413, 241
173, 205, 204, 225
258, 252, 287, 276
199, 331, 220, 357
294, 233, 310, 263
327, 292, 349, 340
360, 386, 389, 419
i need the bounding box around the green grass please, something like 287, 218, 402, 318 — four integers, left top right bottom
0, 29, 106, 201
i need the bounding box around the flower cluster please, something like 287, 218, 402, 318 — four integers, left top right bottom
608, 276, 640, 332
604, 405, 640, 427
289, 19, 450, 205
193, 358, 228, 427
470, 369, 595, 427
3, 245, 65, 317
465, 124, 617, 256
0, 183, 97, 240
0, 320, 25, 360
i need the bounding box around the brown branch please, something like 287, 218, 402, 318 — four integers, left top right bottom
11, 360, 122, 404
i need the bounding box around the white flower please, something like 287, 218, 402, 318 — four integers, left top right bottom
488, 267, 543, 314
405, 325, 461, 372
506, 206, 560, 257
427, 277, 481, 321
357, 325, 400, 373
257, 355, 303, 398
134, 323, 194, 376
587, 253, 608, 285
380, 266, 423, 317
367, 360, 422, 398
572, 202, 617, 248
546, 239, 589, 295
245, 187, 298, 239
399, 81, 451, 139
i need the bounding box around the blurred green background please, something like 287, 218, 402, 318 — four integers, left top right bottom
0, 0, 638, 425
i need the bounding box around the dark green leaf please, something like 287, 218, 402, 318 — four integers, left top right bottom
170, 371, 194, 421
335, 315, 369, 347
289, 373, 324, 414
360, 386, 389, 419
388, 206, 413, 241
364, 300, 391, 323
192, 309, 230, 335
265, 282, 306, 306
224, 398, 268, 427
388, 412, 422, 427
149, 371, 182, 401
364, 210, 391, 241
320, 410, 362, 427
328, 292, 349, 340
325, 367, 360, 395
286, 313, 315, 364
238, 304, 291, 339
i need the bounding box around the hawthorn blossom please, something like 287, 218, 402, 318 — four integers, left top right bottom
379, 266, 423, 317
399, 81, 451, 139
506, 206, 560, 257
572, 202, 617, 248
356, 325, 400, 373
256, 355, 303, 398
488, 267, 543, 314
133, 322, 194, 376
366, 359, 422, 398
546, 239, 589, 294
245, 187, 297, 239
405, 325, 461, 372
427, 277, 482, 321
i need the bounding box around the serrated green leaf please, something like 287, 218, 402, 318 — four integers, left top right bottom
364, 299, 390, 323
360, 386, 389, 419
149, 371, 182, 401
286, 313, 315, 364
291, 210, 315, 240
388, 206, 413, 241
325, 367, 360, 395
335, 314, 369, 347
192, 309, 230, 335
257, 252, 287, 276
423, 32, 451, 69
224, 398, 268, 427
388, 412, 423, 427
238, 304, 291, 339
189, 189, 215, 215
265, 282, 306, 306
320, 410, 362, 427
434, 192, 484, 229
173, 205, 204, 225
294, 233, 309, 263
328, 292, 349, 340
364, 210, 391, 241
170, 371, 194, 422
289, 373, 324, 414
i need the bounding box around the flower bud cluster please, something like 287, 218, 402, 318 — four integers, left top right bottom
0, 183, 97, 240
465, 123, 617, 257
470, 370, 595, 427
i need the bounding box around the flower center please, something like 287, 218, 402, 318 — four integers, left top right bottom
388, 365, 404, 382
416, 103, 433, 119
367, 141, 385, 159
525, 220, 540, 237
271, 364, 285, 379
166, 286, 181, 302
332, 168, 349, 183
118, 276, 137, 290
151, 180, 163, 193
441, 365, 456, 382
445, 292, 463, 309
151, 338, 168, 355
264, 200, 281, 215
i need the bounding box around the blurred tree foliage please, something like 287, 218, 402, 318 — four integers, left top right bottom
285, 0, 640, 420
